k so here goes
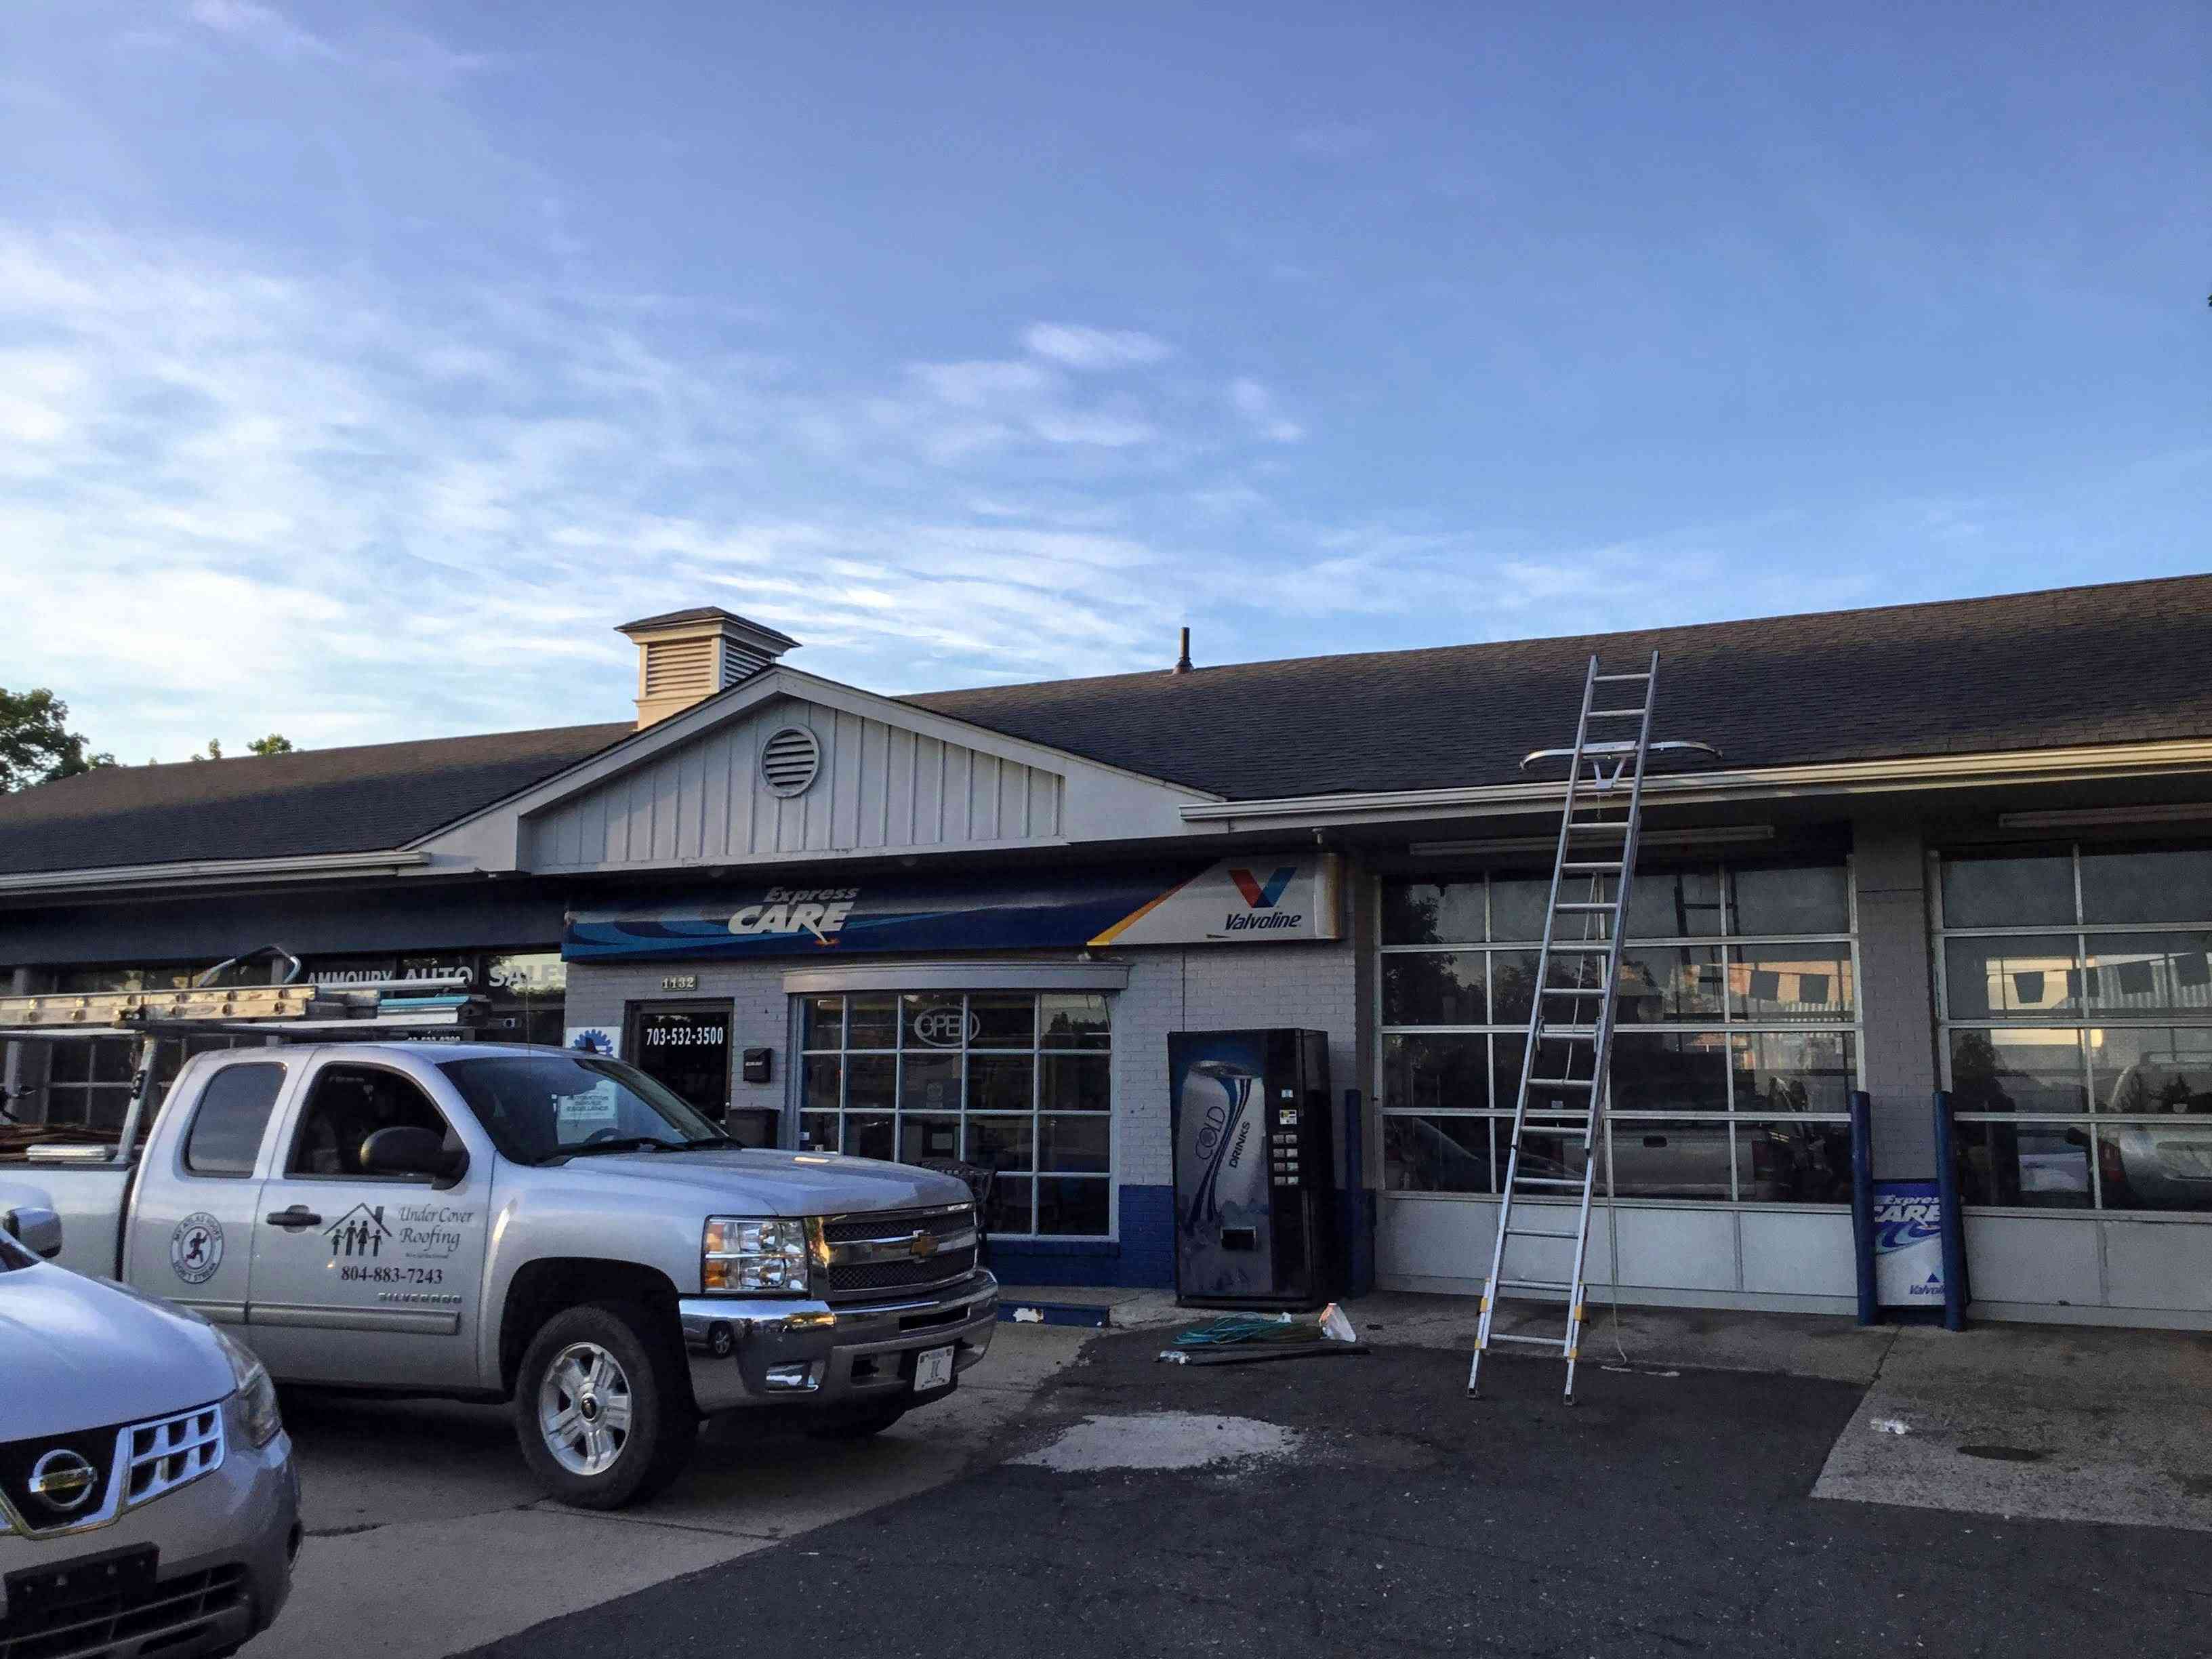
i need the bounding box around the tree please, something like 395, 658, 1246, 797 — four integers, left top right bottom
191, 739, 224, 762
0, 688, 113, 792
247, 734, 294, 756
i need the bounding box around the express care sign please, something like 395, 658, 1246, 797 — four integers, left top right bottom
563, 857, 1343, 963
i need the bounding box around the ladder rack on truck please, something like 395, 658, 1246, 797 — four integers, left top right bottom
0, 945, 487, 1164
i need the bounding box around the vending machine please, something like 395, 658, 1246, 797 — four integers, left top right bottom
1167, 1029, 1336, 1309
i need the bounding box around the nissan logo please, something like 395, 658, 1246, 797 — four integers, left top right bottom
28, 1448, 98, 1513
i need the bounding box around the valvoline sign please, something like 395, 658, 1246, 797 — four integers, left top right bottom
562, 857, 1342, 963
1872, 1180, 1946, 1307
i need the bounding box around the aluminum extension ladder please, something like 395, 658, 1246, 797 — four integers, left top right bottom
1467, 651, 1707, 1402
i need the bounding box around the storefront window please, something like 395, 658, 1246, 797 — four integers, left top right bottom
1938, 845, 2212, 1212
1378, 863, 1858, 1204
798, 991, 1111, 1238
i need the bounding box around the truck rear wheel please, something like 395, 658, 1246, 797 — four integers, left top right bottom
516, 1303, 696, 1509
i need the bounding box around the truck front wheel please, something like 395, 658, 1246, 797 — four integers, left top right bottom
516, 1303, 697, 1509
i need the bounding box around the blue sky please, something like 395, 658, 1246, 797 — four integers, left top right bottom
2, 1, 2205, 762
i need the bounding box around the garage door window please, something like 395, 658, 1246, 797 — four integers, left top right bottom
1938, 845, 2212, 1213
798, 991, 1111, 1238
1378, 864, 1858, 1205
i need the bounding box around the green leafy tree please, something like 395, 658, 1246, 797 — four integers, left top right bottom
0, 688, 113, 792
192, 735, 294, 761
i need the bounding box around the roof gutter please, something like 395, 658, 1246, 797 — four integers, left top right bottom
0, 848, 434, 898
1179, 739, 2212, 829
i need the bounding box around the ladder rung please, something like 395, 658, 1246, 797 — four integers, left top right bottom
1506, 1225, 1581, 1240
1547, 941, 1615, 953
1586, 707, 1650, 719
1540, 984, 1608, 996
1566, 822, 1629, 834
1489, 1332, 1569, 1347
1553, 901, 1616, 913
1540, 1026, 1597, 1039
1511, 1174, 1585, 1188
1497, 1277, 1575, 1292
1560, 861, 1622, 872
1593, 672, 1651, 682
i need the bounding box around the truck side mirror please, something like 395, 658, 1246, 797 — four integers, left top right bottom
4, 1205, 63, 1260
360, 1126, 469, 1189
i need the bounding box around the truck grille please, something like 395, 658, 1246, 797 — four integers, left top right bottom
820, 1204, 978, 1302
0, 1562, 245, 1659
826, 1247, 979, 1298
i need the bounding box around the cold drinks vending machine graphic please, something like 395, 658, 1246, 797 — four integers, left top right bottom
1168, 1029, 1336, 1309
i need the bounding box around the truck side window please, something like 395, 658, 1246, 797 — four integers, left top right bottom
183, 1063, 289, 1178
289, 1066, 453, 1179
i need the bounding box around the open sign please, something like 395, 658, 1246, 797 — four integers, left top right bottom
909, 1007, 979, 1047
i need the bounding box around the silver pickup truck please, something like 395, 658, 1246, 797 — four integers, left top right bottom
1, 1042, 998, 1509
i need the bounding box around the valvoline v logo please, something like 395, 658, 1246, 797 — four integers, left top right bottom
1230, 867, 1298, 909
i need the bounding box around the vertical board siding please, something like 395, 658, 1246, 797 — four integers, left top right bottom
519, 697, 1067, 869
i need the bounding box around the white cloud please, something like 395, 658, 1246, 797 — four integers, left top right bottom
184, 0, 341, 60
1229, 377, 1305, 443
1022, 323, 1172, 370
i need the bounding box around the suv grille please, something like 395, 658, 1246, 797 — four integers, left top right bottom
0, 1403, 226, 1541
0, 1562, 245, 1659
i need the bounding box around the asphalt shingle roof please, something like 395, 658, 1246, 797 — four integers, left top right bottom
3, 574, 2203, 878
906, 574, 2212, 799
0, 723, 630, 877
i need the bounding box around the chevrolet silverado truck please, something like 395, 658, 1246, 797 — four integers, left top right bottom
1, 1042, 997, 1509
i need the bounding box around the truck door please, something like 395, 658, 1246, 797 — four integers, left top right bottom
246, 1056, 492, 1390
125, 1057, 294, 1332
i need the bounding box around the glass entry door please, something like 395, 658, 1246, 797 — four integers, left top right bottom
627, 1002, 733, 1127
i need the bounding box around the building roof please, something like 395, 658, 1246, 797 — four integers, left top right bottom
4, 573, 2207, 880
907, 573, 2212, 800
0, 723, 630, 877
617, 607, 800, 647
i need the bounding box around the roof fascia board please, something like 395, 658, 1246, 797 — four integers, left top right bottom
0, 848, 432, 899
1179, 739, 2212, 828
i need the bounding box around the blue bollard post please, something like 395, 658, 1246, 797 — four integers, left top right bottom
1848, 1090, 1878, 1325
1932, 1090, 1969, 1330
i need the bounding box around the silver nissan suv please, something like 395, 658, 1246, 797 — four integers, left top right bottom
0, 1206, 300, 1657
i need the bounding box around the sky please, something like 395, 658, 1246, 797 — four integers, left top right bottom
1, 2, 2206, 763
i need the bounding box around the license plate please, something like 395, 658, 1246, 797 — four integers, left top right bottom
912, 1344, 956, 1392
4, 1543, 157, 1627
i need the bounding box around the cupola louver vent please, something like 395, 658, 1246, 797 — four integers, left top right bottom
760, 726, 821, 796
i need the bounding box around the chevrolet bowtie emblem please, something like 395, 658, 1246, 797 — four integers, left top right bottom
908, 1230, 939, 1259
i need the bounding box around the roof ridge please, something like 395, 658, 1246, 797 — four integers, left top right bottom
906, 570, 2210, 699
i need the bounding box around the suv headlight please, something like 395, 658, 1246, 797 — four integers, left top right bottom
702, 1216, 817, 1294
212, 1326, 284, 1448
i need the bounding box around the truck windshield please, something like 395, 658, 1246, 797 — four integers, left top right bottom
438, 1054, 731, 1164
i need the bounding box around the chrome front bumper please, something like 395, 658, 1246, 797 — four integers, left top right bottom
677, 1269, 999, 1414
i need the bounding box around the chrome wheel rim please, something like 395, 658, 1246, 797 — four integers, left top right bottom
537, 1341, 634, 1477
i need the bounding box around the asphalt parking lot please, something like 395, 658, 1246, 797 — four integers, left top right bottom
243, 1322, 1094, 1658
460, 1326, 2212, 1659
243, 1298, 2212, 1659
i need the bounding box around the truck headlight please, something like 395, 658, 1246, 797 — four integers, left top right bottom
702, 1216, 817, 1294
212, 1326, 284, 1448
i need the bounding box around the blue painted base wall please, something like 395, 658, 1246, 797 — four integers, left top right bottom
983, 1183, 1174, 1289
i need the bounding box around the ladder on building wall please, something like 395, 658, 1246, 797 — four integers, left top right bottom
1467, 651, 1713, 1403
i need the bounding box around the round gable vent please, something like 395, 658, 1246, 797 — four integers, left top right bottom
760, 726, 821, 796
